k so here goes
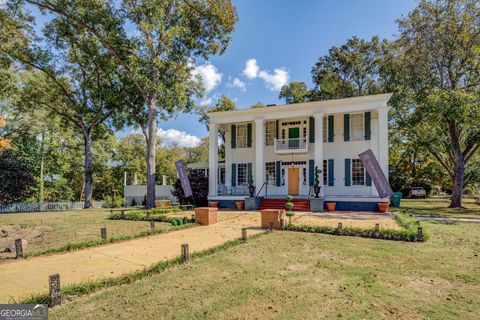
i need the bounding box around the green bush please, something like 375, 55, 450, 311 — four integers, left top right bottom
104, 196, 124, 208
109, 210, 190, 225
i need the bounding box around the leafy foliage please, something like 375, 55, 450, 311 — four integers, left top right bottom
172, 170, 209, 207
0, 149, 35, 203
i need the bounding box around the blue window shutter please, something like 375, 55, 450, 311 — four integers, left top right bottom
308, 159, 314, 186
231, 125, 236, 148
231, 164, 236, 187
328, 115, 334, 142
247, 123, 252, 147
276, 120, 279, 138
344, 158, 351, 186
275, 161, 281, 186
328, 159, 334, 186
247, 163, 252, 183
344, 114, 350, 141
364, 112, 371, 140
366, 170, 372, 186
309, 117, 315, 143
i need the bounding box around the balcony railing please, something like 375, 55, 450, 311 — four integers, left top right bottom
274, 138, 308, 153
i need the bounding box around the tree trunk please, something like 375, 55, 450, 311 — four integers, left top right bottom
83, 131, 93, 209
448, 120, 464, 208
146, 95, 157, 209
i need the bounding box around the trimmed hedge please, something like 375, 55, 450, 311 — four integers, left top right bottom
285, 211, 426, 242
109, 210, 193, 226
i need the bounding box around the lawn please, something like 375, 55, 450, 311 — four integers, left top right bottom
50, 221, 480, 319
0, 209, 193, 261
399, 198, 480, 219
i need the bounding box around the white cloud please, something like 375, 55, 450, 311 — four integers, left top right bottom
242, 58, 289, 91
192, 62, 222, 92
243, 59, 259, 79
157, 128, 201, 148
227, 78, 246, 91
199, 97, 213, 106
258, 68, 289, 91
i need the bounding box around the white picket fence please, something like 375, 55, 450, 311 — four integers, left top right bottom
0, 201, 106, 213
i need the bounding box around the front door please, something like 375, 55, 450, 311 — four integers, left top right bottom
288, 127, 300, 148
288, 167, 299, 195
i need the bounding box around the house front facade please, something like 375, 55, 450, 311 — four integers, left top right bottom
206, 93, 392, 211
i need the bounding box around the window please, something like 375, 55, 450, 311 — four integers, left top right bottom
265, 162, 276, 186
236, 124, 248, 148
303, 127, 307, 138
323, 116, 329, 142
352, 159, 365, 185
237, 163, 248, 185
350, 114, 364, 141
302, 168, 307, 185
323, 160, 328, 186
218, 167, 225, 184
281, 129, 286, 139
265, 121, 276, 146
281, 168, 285, 185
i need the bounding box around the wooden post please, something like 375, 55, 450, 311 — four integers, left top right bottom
375, 223, 380, 232
417, 226, 423, 241
269, 221, 274, 231
280, 218, 285, 230
191, 214, 195, 222
183, 216, 189, 225
150, 221, 155, 229
15, 238, 23, 259
181, 243, 190, 263
100, 227, 107, 240
337, 222, 343, 232
242, 228, 248, 241
49, 273, 61, 307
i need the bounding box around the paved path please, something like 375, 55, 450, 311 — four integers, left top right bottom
0, 213, 263, 303
415, 216, 480, 223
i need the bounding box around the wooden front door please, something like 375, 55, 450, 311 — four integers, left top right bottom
288, 167, 300, 195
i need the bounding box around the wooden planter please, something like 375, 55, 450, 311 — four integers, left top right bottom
325, 202, 336, 211
235, 201, 244, 210
209, 201, 218, 208
377, 202, 389, 213
195, 207, 218, 225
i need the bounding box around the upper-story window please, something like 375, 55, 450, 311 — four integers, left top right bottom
323, 116, 328, 142
265, 121, 276, 146
236, 124, 248, 148
352, 159, 365, 185
350, 113, 364, 141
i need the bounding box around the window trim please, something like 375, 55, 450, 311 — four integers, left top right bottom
237, 163, 248, 186
350, 113, 364, 141
236, 124, 248, 148
265, 162, 276, 186
265, 120, 276, 146
323, 159, 328, 186
322, 116, 328, 142
351, 159, 366, 186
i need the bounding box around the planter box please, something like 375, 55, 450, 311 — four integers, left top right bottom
245, 197, 262, 210
261, 209, 285, 230
310, 197, 324, 212
194, 207, 218, 226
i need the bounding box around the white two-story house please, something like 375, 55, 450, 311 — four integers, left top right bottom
205, 93, 392, 211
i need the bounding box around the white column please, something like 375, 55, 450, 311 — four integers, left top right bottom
254, 119, 265, 196
377, 108, 389, 182
208, 123, 218, 196
224, 129, 232, 188
313, 113, 324, 195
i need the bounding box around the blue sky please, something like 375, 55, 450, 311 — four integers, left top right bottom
159, 0, 418, 147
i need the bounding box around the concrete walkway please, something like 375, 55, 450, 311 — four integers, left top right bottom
415, 216, 480, 223
0, 213, 263, 303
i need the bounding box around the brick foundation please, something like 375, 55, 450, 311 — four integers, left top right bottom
194, 207, 218, 226
261, 209, 285, 230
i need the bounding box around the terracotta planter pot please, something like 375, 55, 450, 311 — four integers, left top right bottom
325, 202, 336, 211
235, 201, 244, 210
209, 201, 218, 208
377, 202, 389, 213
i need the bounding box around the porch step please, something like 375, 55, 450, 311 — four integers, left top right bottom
259, 198, 310, 211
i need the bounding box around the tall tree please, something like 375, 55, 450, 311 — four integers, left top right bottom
21, 0, 237, 208
199, 95, 236, 143
279, 81, 313, 104
0, 2, 127, 207
384, 0, 480, 207
311, 36, 384, 99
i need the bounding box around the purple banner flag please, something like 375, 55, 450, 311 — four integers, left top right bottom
358, 149, 393, 198
175, 160, 193, 197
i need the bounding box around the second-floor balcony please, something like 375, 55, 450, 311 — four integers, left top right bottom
274, 138, 308, 153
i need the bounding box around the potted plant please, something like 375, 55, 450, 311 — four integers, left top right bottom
377, 202, 389, 213
209, 201, 218, 208
313, 165, 321, 198
285, 195, 295, 224
325, 202, 336, 211
235, 201, 244, 210
248, 173, 255, 197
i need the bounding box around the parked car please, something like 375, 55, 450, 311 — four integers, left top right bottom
409, 187, 427, 199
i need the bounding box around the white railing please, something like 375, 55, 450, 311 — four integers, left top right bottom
274, 138, 308, 153
0, 201, 106, 214
217, 185, 249, 196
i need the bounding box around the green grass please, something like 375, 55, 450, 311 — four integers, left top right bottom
0, 209, 194, 260
399, 198, 480, 219
49, 221, 480, 319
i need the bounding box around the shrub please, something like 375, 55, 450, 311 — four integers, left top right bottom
171, 170, 208, 207
104, 196, 124, 208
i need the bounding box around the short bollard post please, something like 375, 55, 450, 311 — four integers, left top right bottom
49, 273, 61, 307
337, 222, 343, 233
375, 223, 380, 232
181, 243, 190, 263
242, 228, 248, 241
280, 218, 285, 230
150, 220, 155, 230
100, 227, 107, 240
191, 214, 195, 222
15, 238, 23, 259
417, 226, 423, 241
183, 216, 189, 225
121, 210, 125, 219
269, 221, 274, 231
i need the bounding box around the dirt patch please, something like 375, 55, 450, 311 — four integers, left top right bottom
0, 225, 51, 260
